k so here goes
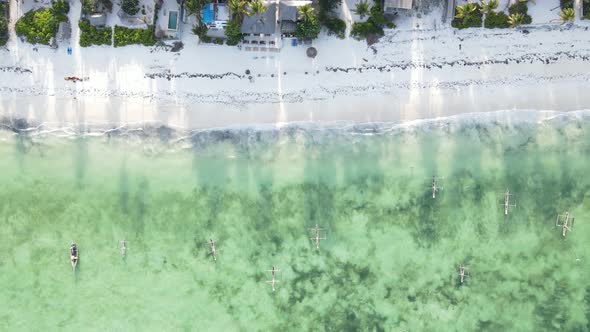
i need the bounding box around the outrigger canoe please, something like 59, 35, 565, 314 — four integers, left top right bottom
70, 243, 78, 271
64, 76, 89, 82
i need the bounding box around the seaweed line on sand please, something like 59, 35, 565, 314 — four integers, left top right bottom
325, 50, 590, 73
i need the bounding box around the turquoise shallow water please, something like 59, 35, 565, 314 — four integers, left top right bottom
1, 113, 589, 331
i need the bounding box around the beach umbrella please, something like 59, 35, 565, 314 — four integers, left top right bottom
306, 47, 317, 58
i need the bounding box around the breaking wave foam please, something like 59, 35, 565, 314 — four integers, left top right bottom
2, 109, 590, 143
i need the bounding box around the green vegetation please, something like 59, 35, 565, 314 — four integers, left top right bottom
480, 0, 498, 15
82, 0, 95, 15
52, 0, 70, 21
559, 8, 575, 23
82, 0, 113, 15
351, 3, 393, 41
101, 0, 114, 13
507, 12, 525, 27
113, 25, 155, 47
298, 3, 314, 22
79, 19, 112, 47
560, 0, 573, 9
317, 0, 342, 35
185, 0, 211, 43
484, 11, 508, 28
15, 4, 69, 45
296, 5, 320, 40
585, 0, 590, 19
224, 19, 243, 45
354, 0, 370, 20
121, 0, 140, 16
192, 24, 210, 43
323, 17, 346, 39
318, 0, 341, 19
453, 1, 529, 29
227, 0, 248, 20
0, 2, 8, 46
481, 0, 508, 29
247, 0, 266, 17
0, 17, 6, 45
508, 1, 532, 24
452, 3, 482, 29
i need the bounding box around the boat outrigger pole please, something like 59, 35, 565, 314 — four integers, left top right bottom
120, 240, 127, 257
501, 189, 516, 216
431, 176, 443, 199
266, 266, 280, 291
309, 224, 326, 250
458, 264, 469, 284
209, 239, 217, 262
556, 212, 575, 237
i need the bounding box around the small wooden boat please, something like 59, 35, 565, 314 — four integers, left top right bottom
120, 240, 127, 257
64, 76, 89, 82
70, 243, 78, 271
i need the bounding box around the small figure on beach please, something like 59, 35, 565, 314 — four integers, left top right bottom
556, 211, 575, 237
70, 243, 78, 271
120, 240, 127, 257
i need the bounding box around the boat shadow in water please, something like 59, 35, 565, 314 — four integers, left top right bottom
72, 259, 81, 282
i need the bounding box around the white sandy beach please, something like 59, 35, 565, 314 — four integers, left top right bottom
1, 0, 589, 130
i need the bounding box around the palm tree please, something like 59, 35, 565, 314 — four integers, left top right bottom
248, 0, 267, 18
228, 0, 248, 20
455, 3, 478, 20
354, 0, 370, 20
559, 8, 575, 23
298, 4, 315, 23
507, 13, 524, 28
479, 0, 498, 15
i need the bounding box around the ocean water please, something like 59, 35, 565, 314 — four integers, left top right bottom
1, 112, 589, 331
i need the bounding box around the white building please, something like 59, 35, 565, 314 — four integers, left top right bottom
383, 0, 413, 13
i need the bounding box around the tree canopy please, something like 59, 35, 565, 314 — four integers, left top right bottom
354, 1, 370, 19
507, 13, 524, 27
559, 8, 575, 23
15, 8, 63, 45
479, 0, 498, 15
248, 0, 267, 17
298, 4, 314, 22
228, 0, 248, 20
121, 0, 139, 16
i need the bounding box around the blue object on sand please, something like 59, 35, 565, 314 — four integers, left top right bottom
202, 4, 214, 24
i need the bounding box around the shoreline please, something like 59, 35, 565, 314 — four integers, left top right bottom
3, 109, 590, 139
2, 25, 590, 129
2, 77, 589, 130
